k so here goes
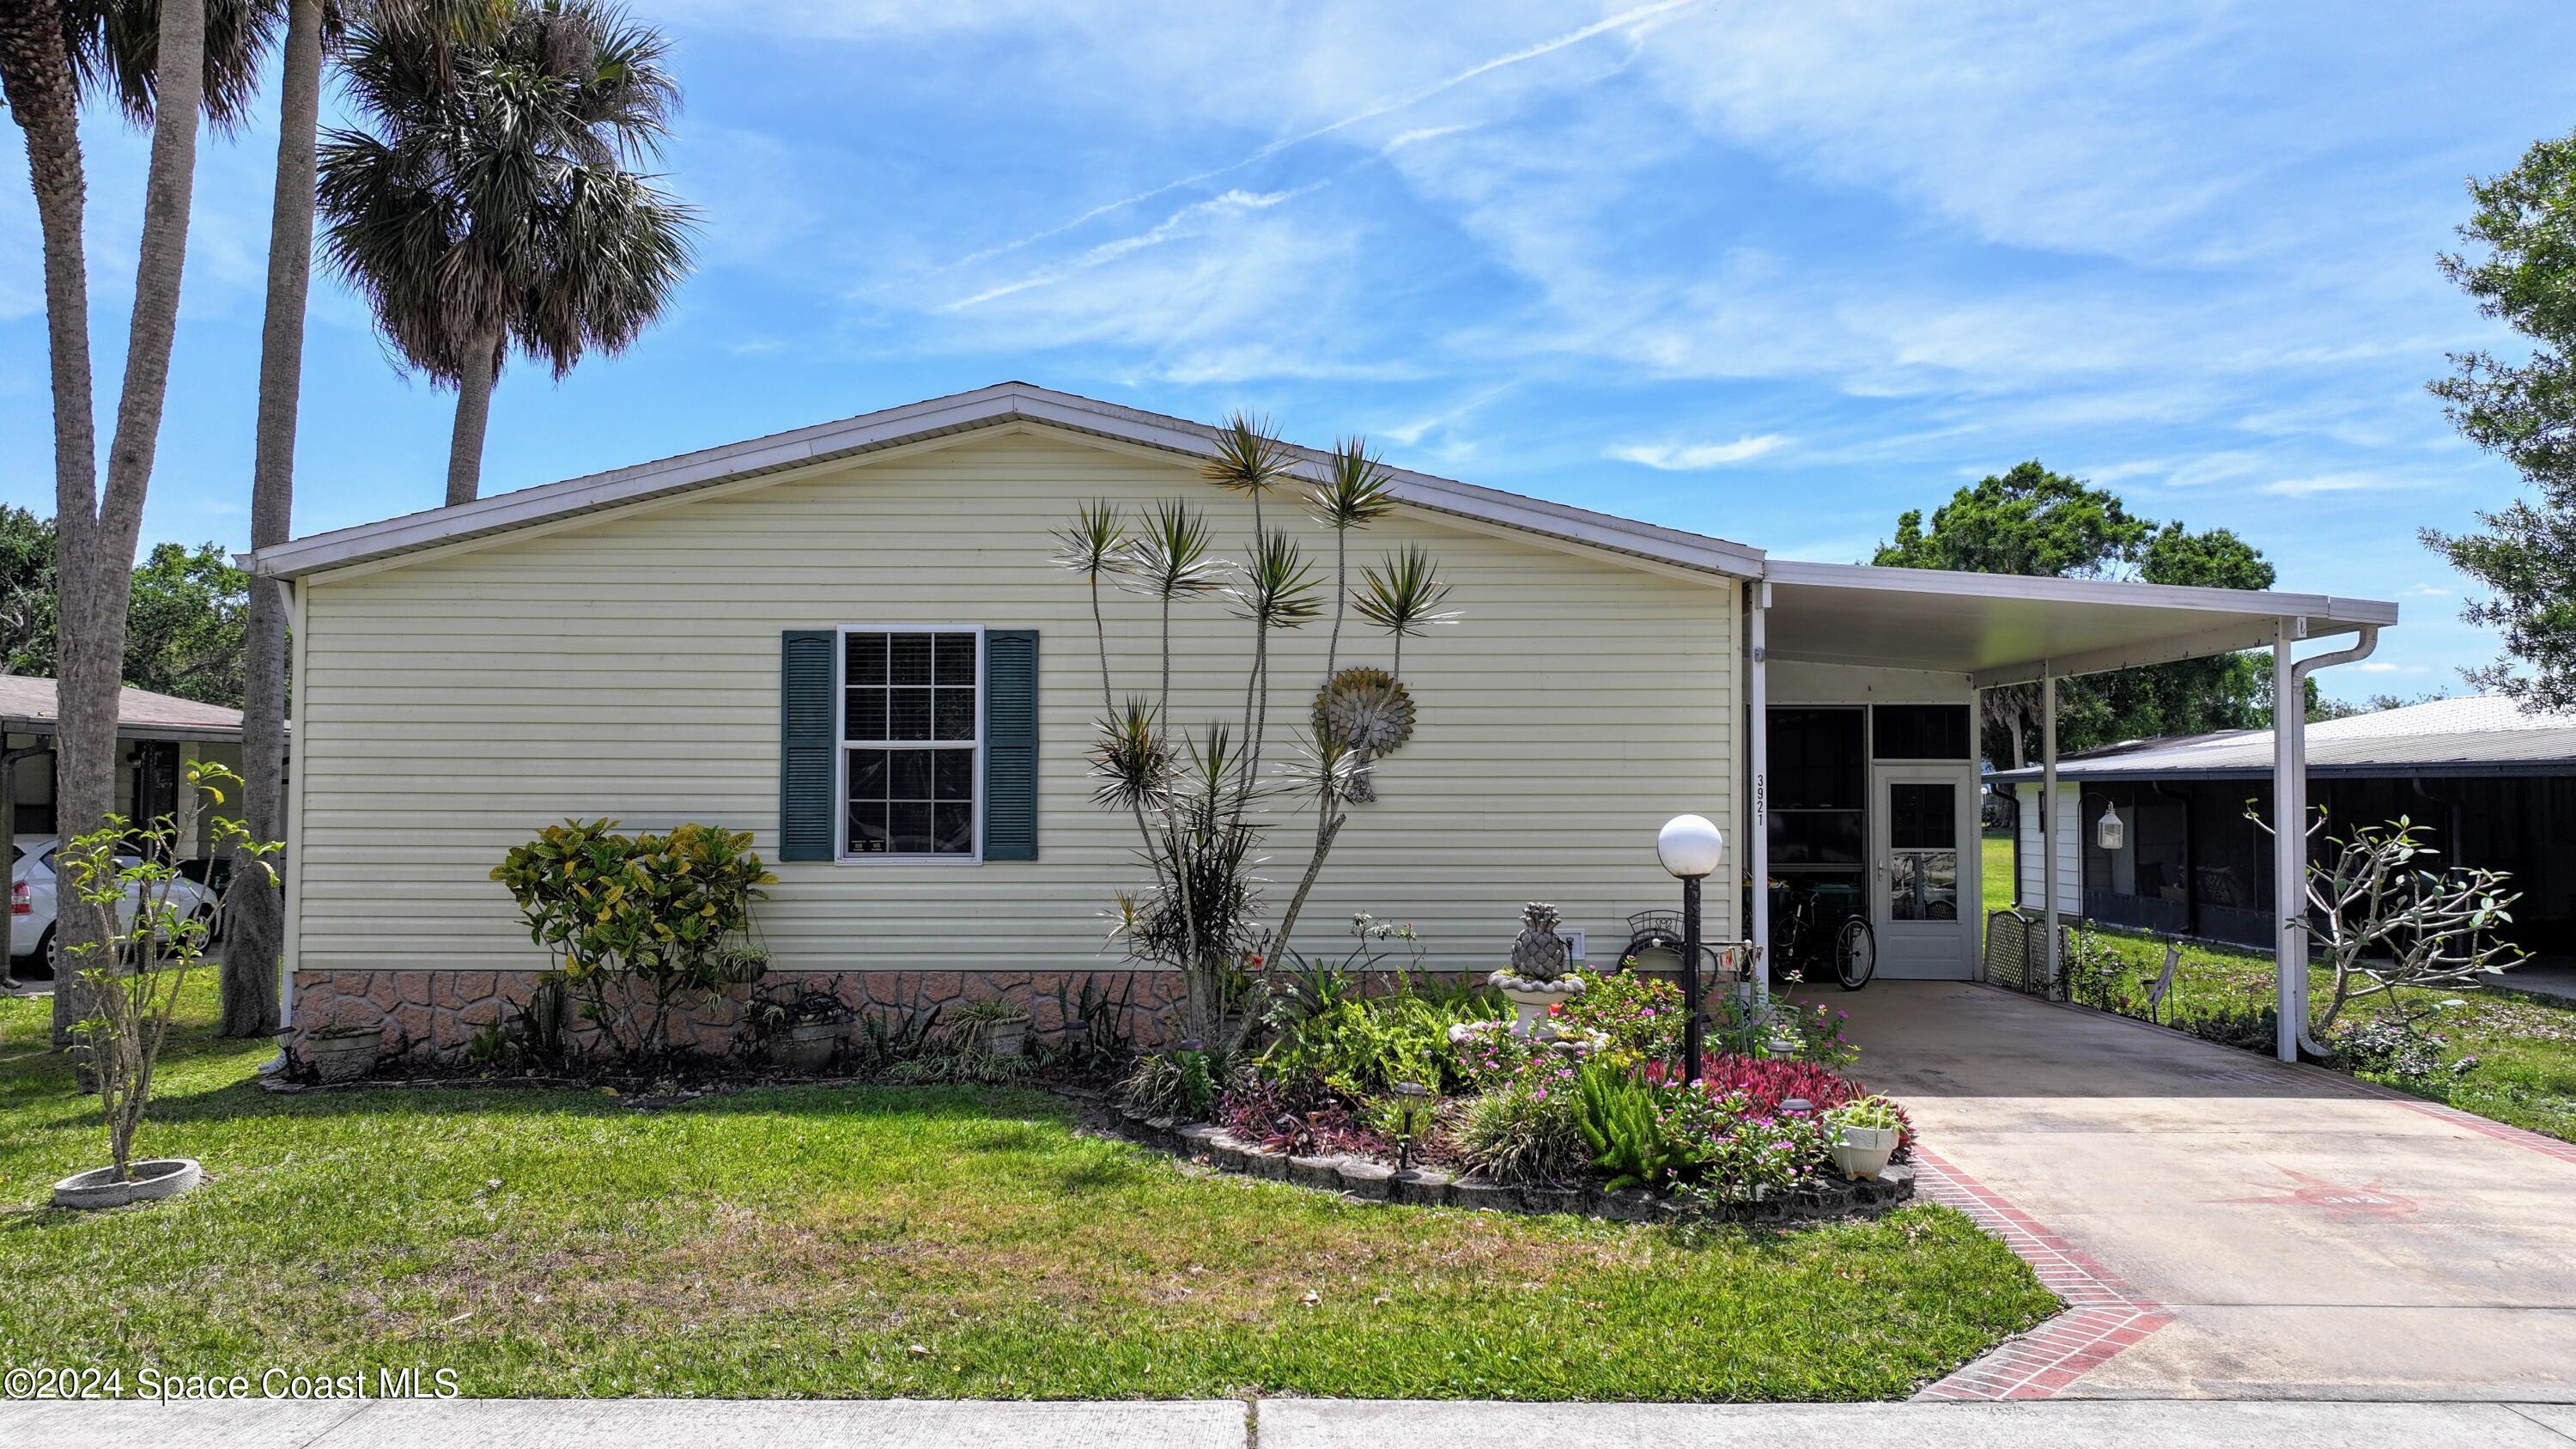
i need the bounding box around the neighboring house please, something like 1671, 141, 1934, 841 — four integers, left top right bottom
250, 383, 2397, 1056
0, 675, 250, 966
1990, 696, 2576, 955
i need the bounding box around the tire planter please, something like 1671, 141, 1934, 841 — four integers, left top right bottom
773, 1019, 842, 1073
52, 1158, 202, 1210
306, 1029, 383, 1084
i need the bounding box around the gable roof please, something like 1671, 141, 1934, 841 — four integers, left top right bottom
0, 675, 245, 743
252, 381, 1770, 582
1986, 695, 2576, 782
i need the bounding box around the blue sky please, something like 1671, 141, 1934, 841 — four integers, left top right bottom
5, 1, 2575, 702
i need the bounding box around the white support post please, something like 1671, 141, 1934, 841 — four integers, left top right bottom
1747, 582, 1770, 1008
2041, 672, 2059, 996
2272, 622, 2306, 1063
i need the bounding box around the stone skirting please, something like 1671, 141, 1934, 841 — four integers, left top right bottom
289, 967, 1194, 1066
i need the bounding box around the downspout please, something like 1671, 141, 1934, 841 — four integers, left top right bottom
1747, 581, 1770, 1009
2272, 624, 2379, 1062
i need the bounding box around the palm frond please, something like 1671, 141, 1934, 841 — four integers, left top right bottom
62, 0, 283, 134
1310, 438, 1399, 532
1200, 411, 1294, 496
1353, 544, 1458, 639
1227, 529, 1323, 630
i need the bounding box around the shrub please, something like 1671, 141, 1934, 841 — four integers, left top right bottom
1215, 1074, 1389, 1159
1122, 1043, 1225, 1117
1455, 1065, 1586, 1183
1663, 1054, 1916, 1157
490, 819, 775, 1062
2327, 1018, 2475, 1083
1549, 970, 1681, 1070
1260, 966, 1502, 1097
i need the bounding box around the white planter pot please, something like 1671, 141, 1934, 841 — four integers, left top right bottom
1830, 1124, 1899, 1180
53, 1158, 202, 1210
306, 1031, 382, 1084
975, 1017, 1030, 1058
1491, 971, 1584, 1030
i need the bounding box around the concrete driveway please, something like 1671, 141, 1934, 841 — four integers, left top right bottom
1826, 982, 2576, 1401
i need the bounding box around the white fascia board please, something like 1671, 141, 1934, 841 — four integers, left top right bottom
1766, 558, 2399, 628
253, 382, 1768, 584
1967, 618, 2312, 688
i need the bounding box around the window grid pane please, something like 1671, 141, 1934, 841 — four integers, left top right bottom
843, 630, 979, 857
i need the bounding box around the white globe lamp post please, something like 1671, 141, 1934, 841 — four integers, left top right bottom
1656, 813, 1726, 1082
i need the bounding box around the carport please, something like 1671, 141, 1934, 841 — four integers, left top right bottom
1744, 560, 2397, 1061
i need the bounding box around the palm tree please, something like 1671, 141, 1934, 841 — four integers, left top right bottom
318, 0, 696, 507
227, 0, 511, 1038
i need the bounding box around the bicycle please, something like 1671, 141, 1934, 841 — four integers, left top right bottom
1765, 877, 1877, 991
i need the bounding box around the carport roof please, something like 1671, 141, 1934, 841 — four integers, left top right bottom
1760, 560, 2397, 686
1988, 695, 2576, 782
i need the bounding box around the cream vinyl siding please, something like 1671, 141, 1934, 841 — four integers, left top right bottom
292, 426, 1737, 976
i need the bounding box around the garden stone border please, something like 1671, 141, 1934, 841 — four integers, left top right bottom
1103, 1102, 1916, 1225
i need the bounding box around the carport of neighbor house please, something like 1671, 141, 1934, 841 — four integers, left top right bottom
1824, 980, 2576, 1401
1747, 562, 2394, 1061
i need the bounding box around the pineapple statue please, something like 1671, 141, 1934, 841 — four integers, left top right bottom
1492, 901, 1584, 1030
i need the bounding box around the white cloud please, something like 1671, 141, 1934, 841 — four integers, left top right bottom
2258, 472, 2402, 496
1607, 435, 1790, 469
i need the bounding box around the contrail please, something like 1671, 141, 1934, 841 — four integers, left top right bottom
940, 0, 1706, 271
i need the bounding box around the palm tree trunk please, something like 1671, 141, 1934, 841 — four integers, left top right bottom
445, 324, 504, 506
223, 0, 325, 1040
1, 0, 97, 1046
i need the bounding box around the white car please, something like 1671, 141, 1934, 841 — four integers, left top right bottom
8, 836, 219, 966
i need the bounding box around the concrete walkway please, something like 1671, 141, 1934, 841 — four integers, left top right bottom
2, 1397, 2571, 1447
1827, 982, 2576, 1401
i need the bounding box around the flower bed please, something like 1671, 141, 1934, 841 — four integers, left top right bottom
1114, 947, 1921, 1225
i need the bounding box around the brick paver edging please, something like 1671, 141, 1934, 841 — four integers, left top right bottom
1908, 1147, 2172, 1402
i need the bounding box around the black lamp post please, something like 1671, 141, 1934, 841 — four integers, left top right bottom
1656, 813, 1725, 1085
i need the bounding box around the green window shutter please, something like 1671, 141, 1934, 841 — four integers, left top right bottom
779, 630, 836, 861
983, 630, 1039, 861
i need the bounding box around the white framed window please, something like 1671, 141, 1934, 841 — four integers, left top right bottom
837, 625, 982, 861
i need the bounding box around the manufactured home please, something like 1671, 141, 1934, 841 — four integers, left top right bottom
253, 384, 2397, 1058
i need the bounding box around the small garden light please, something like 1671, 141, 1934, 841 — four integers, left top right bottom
1387, 1081, 1437, 1172
1656, 813, 1726, 1085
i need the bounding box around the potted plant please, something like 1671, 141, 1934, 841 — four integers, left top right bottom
1824, 1095, 1903, 1179
1490, 902, 1584, 1029
954, 997, 1030, 1058
53, 764, 280, 1210
749, 983, 848, 1073
306, 1025, 386, 1084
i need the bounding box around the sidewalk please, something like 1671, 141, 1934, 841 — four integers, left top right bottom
2, 1397, 2570, 1448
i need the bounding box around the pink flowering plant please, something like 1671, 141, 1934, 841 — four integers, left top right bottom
1548, 966, 1684, 1069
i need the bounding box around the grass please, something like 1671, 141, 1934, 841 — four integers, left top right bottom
0, 977, 2053, 1401
1979, 836, 2576, 1142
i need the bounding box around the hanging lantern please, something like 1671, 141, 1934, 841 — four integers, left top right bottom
2096, 803, 2125, 851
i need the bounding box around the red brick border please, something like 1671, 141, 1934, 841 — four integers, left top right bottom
1909, 1147, 2172, 1401
2387, 1096, 2576, 1166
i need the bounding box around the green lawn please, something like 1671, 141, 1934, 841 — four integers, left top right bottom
0, 977, 2052, 1401
1978, 836, 2576, 1142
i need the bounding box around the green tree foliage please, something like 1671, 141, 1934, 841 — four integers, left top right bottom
0, 510, 246, 706
124, 540, 247, 706
2422, 131, 2576, 712
1875, 465, 2280, 763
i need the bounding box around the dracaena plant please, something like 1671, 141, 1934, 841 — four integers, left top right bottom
1053, 414, 1455, 1050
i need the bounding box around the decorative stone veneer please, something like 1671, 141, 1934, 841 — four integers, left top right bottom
289, 967, 1194, 1066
